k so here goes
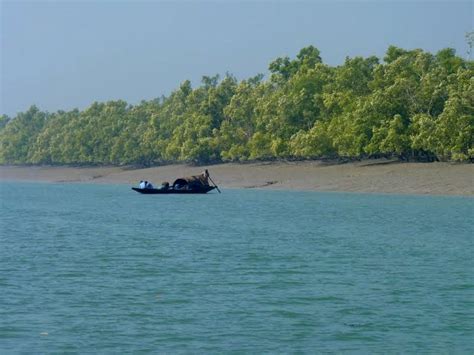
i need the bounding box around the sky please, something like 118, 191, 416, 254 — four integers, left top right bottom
1, 0, 473, 116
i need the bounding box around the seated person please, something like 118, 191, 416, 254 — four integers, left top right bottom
144, 181, 153, 189
139, 180, 146, 189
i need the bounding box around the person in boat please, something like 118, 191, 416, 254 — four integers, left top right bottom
139, 180, 146, 189
174, 180, 186, 190
161, 181, 170, 190
145, 181, 153, 189
201, 169, 210, 186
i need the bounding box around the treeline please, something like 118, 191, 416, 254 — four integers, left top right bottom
1, 45, 473, 165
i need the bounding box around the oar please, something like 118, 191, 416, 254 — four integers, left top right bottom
208, 175, 221, 193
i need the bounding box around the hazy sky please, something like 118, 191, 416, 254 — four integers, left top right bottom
1, 0, 472, 116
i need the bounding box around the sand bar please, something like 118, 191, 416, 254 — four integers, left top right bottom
0, 160, 473, 196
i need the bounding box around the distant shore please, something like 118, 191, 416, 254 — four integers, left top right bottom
0, 160, 473, 196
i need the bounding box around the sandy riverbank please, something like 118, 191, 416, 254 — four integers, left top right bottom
0, 160, 472, 196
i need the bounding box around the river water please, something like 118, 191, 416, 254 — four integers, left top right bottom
1, 182, 473, 352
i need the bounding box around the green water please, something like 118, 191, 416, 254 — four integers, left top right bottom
1, 182, 473, 352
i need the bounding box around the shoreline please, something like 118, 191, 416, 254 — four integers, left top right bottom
0, 160, 473, 196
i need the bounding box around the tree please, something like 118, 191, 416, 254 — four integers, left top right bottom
466, 31, 474, 60
367, 114, 410, 158
0, 106, 47, 164
0, 115, 10, 129
0, 45, 471, 165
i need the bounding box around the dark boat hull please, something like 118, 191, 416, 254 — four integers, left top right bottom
132, 186, 216, 194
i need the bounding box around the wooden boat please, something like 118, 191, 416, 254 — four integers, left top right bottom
131, 186, 216, 194
132, 170, 220, 194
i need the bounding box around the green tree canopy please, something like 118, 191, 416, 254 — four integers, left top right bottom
1, 45, 472, 165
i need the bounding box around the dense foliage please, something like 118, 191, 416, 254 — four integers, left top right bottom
1, 45, 473, 165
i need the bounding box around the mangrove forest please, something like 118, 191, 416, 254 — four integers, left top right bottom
0, 45, 473, 165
